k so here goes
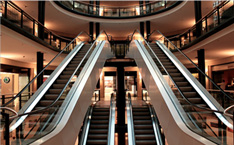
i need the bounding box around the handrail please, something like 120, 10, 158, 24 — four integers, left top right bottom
2, 31, 87, 108
57, 1, 180, 18
126, 93, 136, 145
3, 1, 73, 42
0, 107, 18, 119
79, 103, 95, 145
107, 93, 116, 145
224, 105, 234, 117
157, 30, 234, 102
146, 103, 164, 145
165, 1, 231, 40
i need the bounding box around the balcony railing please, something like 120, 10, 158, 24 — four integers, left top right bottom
155, 1, 234, 51
56, 1, 181, 18
1, 1, 91, 52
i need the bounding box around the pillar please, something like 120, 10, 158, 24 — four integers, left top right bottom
146, 21, 151, 40
96, 22, 100, 38
140, 22, 144, 38
37, 52, 44, 89
38, 1, 45, 40
100, 71, 104, 100
89, 22, 94, 42
137, 71, 142, 100
194, 1, 202, 37
116, 64, 125, 145
197, 49, 205, 87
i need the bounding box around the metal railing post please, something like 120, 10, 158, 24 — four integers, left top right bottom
19, 94, 22, 110
4, 1, 8, 18
1, 112, 10, 145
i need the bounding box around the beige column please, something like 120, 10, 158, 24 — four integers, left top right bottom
100, 70, 105, 100
137, 70, 142, 100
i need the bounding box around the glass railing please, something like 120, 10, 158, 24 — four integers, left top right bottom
1, 1, 91, 52
148, 1, 234, 50
56, 1, 180, 18
130, 29, 233, 144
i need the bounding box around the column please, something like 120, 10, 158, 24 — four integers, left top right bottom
197, 49, 205, 87
89, 22, 94, 42
140, 22, 144, 38
194, 1, 202, 37
146, 21, 151, 40
116, 64, 125, 145
100, 71, 104, 100
96, 22, 100, 38
38, 1, 45, 40
37, 52, 44, 89
137, 71, 142, 100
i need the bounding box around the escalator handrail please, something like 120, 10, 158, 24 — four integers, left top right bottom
107, 93, 116, 145
157, 30, 234, 102
79, 104, 95, 145
127, 93, 136, 145
2, 31, 88, 107
146, 103, 164, 145
9, 31, 106, 120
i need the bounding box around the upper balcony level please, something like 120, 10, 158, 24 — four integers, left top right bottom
55, 1, 181, 19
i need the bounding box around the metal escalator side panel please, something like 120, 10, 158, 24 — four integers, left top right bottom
127, 40, 215, 145
9, 43, 84, 132
107, 95, 116, 145
32, 41, 114, 145
155, 41, 233, 129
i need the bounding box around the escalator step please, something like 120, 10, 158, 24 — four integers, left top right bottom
62, 71, 74, 75
39, 100, 63, 106
86, 139, 107, 145
178, 98, 203, 104
88, 134, 107, 139
133, 116, 151, 120
136, 140, 156, 145
179, 86, 193, 92
56, 79, 68, 84
171, 77, 185, 82
135, 130, 154, 134
134, 124, 153, 129
183, 92, 197, 98
177, 82, 189, 87
52, 84, 66, 89
89, 129, 108, 134
44, 94, 58, 100
60, 75, 72, 79
132, 112, 150, 116
92, 116, 109, 120
48, 89, 62, 94
92, 112, 109, 116
135, 134, 155, 140
134, 120, 152, 124
91, 120, 109, 124
89, 124, 108, 129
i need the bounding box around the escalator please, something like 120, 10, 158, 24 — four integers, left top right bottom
147, 42, 228, 140
132, 103, 156, 145
86, 106, 109, 145
128, 29, 233, 145
11, 43, 92, 144
127, 95, 163, 145
79, 94, 116, 145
